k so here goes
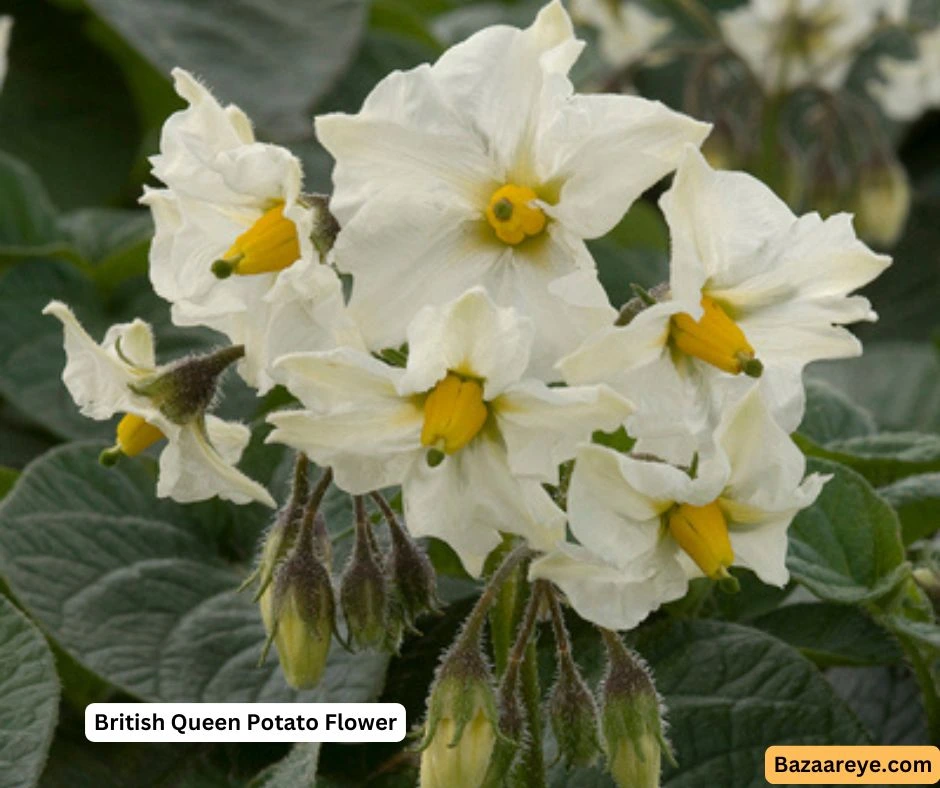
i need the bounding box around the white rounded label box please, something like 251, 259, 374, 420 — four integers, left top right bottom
86, 702, 407, 743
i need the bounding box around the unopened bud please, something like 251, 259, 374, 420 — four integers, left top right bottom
129, 345, 244, 425
260, 527, 335, 690
550, 656, 601, 769
599, 630, 671, 788
913, 567, 940, 613
853, 159, 910, 248
340, 497, 389, 650
304, 193, 340, 260
372, 494, 442, 629
420, 640, 498, 788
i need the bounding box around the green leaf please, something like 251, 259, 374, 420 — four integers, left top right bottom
0, 0, 141, 209
648, 621, 871, 786
548, 619, 870, 786
798, 379, 876, 445
828, 666, 930, 744
796, 431, 940, 486
0, 594, 60, 788
808, 341, 940, 433
786, 459, 907, 604
248, 744, 320, 788
83, 0, 367, 142
751, 603, 903, 667
589, 200, 670, 308
0, 152, 63, 258
878, 473, 940, 545
0, 467, 18, 501
57, 209, 153, 288
0, 443, 388, 705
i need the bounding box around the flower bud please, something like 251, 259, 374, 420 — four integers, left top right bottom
304, 193, 341, 260
420, 641, 498, 788
913, 567, 940, 614
853, 159, 910, 248
599, 630, 671, 788
372, 494, 442, 629
340, 497, 389, 650
129, 345, 245, 425
260, 527, 335, 690
550, 656, 601, 769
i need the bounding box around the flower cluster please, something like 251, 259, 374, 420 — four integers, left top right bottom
46, 0, 889, 739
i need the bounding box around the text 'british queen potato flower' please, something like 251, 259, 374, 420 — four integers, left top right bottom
315, 0, 709, 378
141, 68, 357, 393
560, 145, 890, 446
267, 287, 631, 577
531, 387, 826, 631
43, 301, 274, 507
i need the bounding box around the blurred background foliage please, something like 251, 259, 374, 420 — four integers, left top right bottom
0, 0, 938, 786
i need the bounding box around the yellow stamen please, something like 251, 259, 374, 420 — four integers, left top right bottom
667, 501, 734, 581
100, 413, 165, 465
212, 202, 300, 278
670, 296, 762, 377
485, 184, 547, 245
421, 373, 488, 455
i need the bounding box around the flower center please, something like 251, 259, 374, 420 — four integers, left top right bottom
666, 500, 734, 581
211, 202, 301, 278
485, 184, 547, 245
421, 373, 488, 455
670, 296, 763, 377
100, 413, 165, 466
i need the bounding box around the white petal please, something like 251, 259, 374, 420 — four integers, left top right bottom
403, 437, 566, 576
42, 301, 152, 420
529, 542, 688, 630
157, 417, 275, 507
661, 145, 795, 307
431, 0, 583, 174
0, 17, 12, 90
400, 287, 533, 399
542, 98, 710, 239
495, 380, 632, 482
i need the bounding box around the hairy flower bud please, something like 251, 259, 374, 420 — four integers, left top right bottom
304, 193, 341, 260
129, 344, 245, 425
340, 497, 389, 650
372, 494, 442, 629
260, 526, 335, 690
599, 630, 671, 788
420, 640, 498, 788
550, 656, 601, 769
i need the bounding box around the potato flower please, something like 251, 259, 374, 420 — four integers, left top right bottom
267, 287, 631, 576
44, 301, 274, 507
720, 0, 907, 91
531, 388, 826, 630
142, 68, 357, 393
570, 0, 670, 68
871, 26, 940, 120
315, 0, 709, 378
560, 145, 890, 444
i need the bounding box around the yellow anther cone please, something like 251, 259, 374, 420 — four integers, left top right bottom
485, 184, 547, 245
100, 413, 165, 466
667, 501, 734, 580
212, 203, 300, 278
670, 296, 762, 377
421, 373, 488, 454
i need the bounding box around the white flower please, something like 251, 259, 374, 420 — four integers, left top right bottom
720, 0, 900, 91
267, 287, 632, 576
0, 17, 12, 91
43, 301, 275, 508
531, 387, 826, 630
315, 0, 709, 379
560, 145, 890, 445
871, 26, 940, 120
141, 68, 358, 394
570, 0, 670, 68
